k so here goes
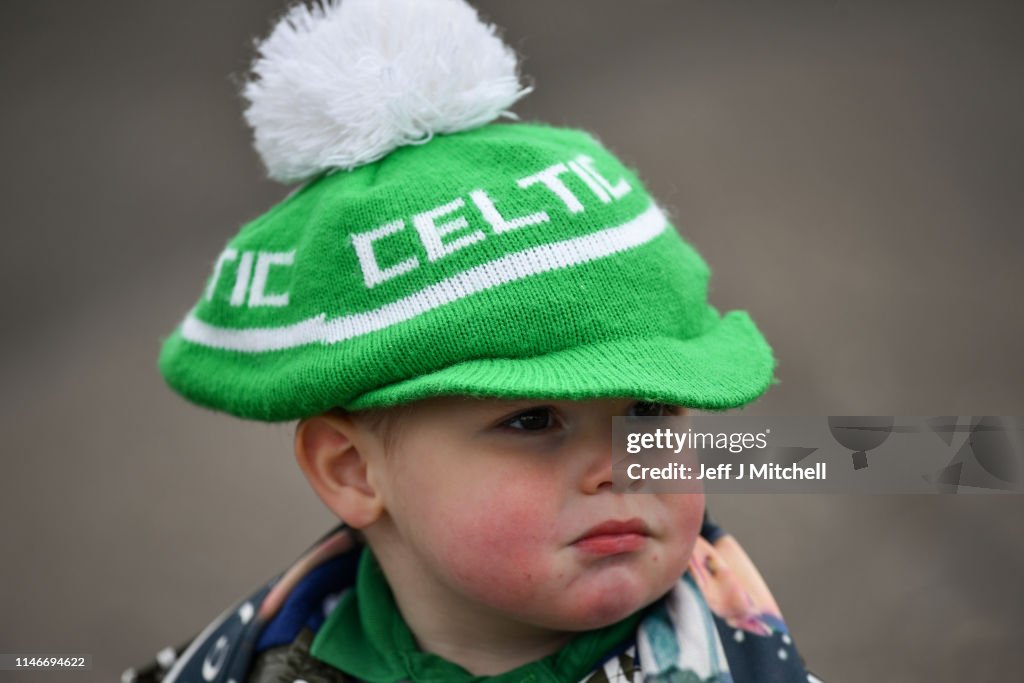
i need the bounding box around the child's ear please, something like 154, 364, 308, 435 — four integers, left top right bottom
294, 413, 385, 529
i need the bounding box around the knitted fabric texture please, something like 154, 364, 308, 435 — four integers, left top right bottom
158, 122, 776, 420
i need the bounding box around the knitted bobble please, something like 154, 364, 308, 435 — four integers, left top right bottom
242, 0, 533, 183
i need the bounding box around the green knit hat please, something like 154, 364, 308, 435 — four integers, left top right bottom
158, 0, 777, 421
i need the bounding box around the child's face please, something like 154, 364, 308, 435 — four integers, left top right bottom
365, 396, 703, 632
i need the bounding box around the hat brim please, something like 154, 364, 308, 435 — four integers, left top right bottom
346, 309, 776, 412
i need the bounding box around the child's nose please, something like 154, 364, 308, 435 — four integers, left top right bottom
577, 429, 615, 494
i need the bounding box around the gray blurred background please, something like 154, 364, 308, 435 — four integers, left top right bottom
2, 1, 1023, 680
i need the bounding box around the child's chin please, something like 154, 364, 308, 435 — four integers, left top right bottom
550, 588, 652, 631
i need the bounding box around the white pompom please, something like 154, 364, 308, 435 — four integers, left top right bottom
242, 0, 533, 183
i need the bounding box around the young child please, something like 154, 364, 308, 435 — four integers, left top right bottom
129, 1, 822, 681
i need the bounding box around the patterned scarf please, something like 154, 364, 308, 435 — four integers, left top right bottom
123, 522, 822, 683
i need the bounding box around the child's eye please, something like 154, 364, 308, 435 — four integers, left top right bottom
629, 401, 681, 417
498, 402, 680, 431
501, 407, 557, 431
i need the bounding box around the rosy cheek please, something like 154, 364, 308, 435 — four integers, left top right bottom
667, 494, 704, 537
434, 477, 558, 607
657, 494, 704, 571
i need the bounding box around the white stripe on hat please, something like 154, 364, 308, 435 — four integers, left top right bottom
180, 201, 670, 353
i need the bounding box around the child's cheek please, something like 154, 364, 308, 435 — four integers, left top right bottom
434, 477, 558, 608
665, 494, 705, 574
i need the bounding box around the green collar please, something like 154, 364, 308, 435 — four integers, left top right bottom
310, 547, 646, 683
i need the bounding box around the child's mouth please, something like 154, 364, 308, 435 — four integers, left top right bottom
572, 518, 649, 555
